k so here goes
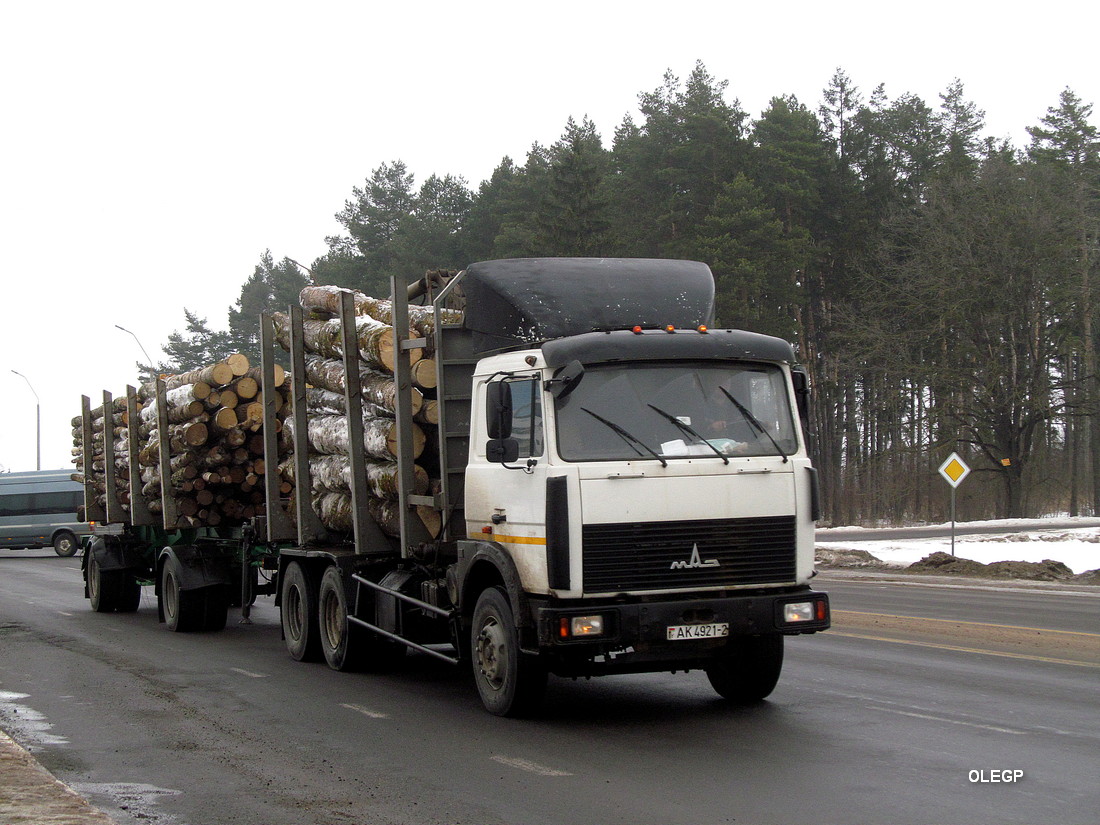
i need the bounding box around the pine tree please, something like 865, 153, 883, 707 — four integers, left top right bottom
607, 62, 748, 257
158, 310, 234, 373
331, 161, 416, 293
1028, 88, 1100, 514
534, 116, 610, 255
938, 79, 986, 178
694, 173, 807, 340
226, 250, 309, 359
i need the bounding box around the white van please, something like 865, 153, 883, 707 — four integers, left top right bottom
0, 470, 91, 556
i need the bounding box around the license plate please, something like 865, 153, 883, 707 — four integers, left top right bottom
667, 622, 729, 641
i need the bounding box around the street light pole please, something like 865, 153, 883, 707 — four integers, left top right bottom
11, 370, 41, 471
115, 324, 155, 374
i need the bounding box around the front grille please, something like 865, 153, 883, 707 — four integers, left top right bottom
582, 516, 796, 593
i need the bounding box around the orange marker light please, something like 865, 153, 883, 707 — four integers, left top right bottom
697, 325, 709, 333
632, 325, 644, 334
664, 324, 676, 333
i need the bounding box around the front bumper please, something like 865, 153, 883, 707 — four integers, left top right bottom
532, 587, 829, 676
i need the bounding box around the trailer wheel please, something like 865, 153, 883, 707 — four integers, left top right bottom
705, 635, 784, 702
282, 561, 321, 662
161, 554, 203, 632
471, 587, 547, 717
88, 552, 120, 613
53, 531, 79, 557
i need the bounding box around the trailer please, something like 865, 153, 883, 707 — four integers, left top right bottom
80, 257, 829, 716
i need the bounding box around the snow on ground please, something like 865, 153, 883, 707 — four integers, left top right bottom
816, 518, 1100, 574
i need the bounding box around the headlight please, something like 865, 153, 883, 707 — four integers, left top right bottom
782, 599, 827, 624
784, 602, 815, 623
560, 615, 605, 638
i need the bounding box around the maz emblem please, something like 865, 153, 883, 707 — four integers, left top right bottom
670, 543, 720, 570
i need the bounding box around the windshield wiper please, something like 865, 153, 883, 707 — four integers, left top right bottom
718, 387, 789, 463
581, 408, 667, 467
646, 404, 729, 464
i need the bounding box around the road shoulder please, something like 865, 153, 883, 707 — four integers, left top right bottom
815, 568, 1100, 595
0, 730, 116, 825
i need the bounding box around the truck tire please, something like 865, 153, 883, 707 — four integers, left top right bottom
705, 635, 784, 702
161, 554, 203, 632
282, 561, 321, 662
471, 587, 547, 717
318, 565, 360, 672
200, 585, 229, 631
53, 531, 79, 557
317, 567, 405, 672
116, 574, 142, 613
88, 552, 120, 613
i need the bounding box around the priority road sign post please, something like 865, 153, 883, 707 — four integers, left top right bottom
938, 452, 971, 556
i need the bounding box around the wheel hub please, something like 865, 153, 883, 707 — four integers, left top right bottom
164, 572, 179, 620
476, 617, 508, 690
321, 590, 342, 649
88, 557, 100, 600
286, 585, 305, 640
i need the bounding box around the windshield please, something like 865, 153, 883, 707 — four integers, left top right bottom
555, 362, 798, 462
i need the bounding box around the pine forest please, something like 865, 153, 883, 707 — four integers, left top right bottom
155, 62, 1100, 526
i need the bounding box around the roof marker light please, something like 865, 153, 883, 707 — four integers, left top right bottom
697, 325, 709, 333
664, 324, 676, 333
632, 325, 644, 334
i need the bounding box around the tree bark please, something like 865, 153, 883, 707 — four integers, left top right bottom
301, 353, 423, 415
286, 413, 425, 461
272, 311, 418, 373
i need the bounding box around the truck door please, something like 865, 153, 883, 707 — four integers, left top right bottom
466, 373, 551, 593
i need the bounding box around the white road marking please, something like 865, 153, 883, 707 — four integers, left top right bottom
341, 703, 389, 719
868, 705, 1027, 734
491, 755, 573, 776
229, 667, 267, 678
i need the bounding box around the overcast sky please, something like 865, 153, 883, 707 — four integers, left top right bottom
1, 0, 1097, 473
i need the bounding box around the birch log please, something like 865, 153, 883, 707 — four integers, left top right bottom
281, 455, 428, 499
298, 284, 463, 339
312, 491, 440, 538
286, 414, 425, 461
272, 312, 416, 373
302, 354, 422, 415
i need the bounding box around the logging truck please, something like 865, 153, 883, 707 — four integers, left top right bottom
78, 257, 829, 716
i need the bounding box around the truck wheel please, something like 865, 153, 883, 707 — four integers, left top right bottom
282, 561, 321, 662
88, 552, 120, 613
200, 585, 229, 631
705, 635, 784, 702
161, 554, 202, 632
318, 566, 360, 671
53, 531, 79, 557
471, 587, 547, 717
116, 574, 142, 613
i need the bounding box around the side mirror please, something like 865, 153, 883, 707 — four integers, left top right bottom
487, 438, 520, 464
546, 359, 585, 399
791, 367, 810, 423
486, 381, 512, 439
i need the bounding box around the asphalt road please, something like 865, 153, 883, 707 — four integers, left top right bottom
1, 551, 1097, 825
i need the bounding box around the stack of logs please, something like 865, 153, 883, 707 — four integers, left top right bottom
72, 353, 290, 528
273, 283, 461, 540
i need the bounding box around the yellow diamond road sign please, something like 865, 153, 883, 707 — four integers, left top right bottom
938, 452, 971, 488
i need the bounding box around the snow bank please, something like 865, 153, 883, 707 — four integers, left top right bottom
816, 520, 1100, 574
